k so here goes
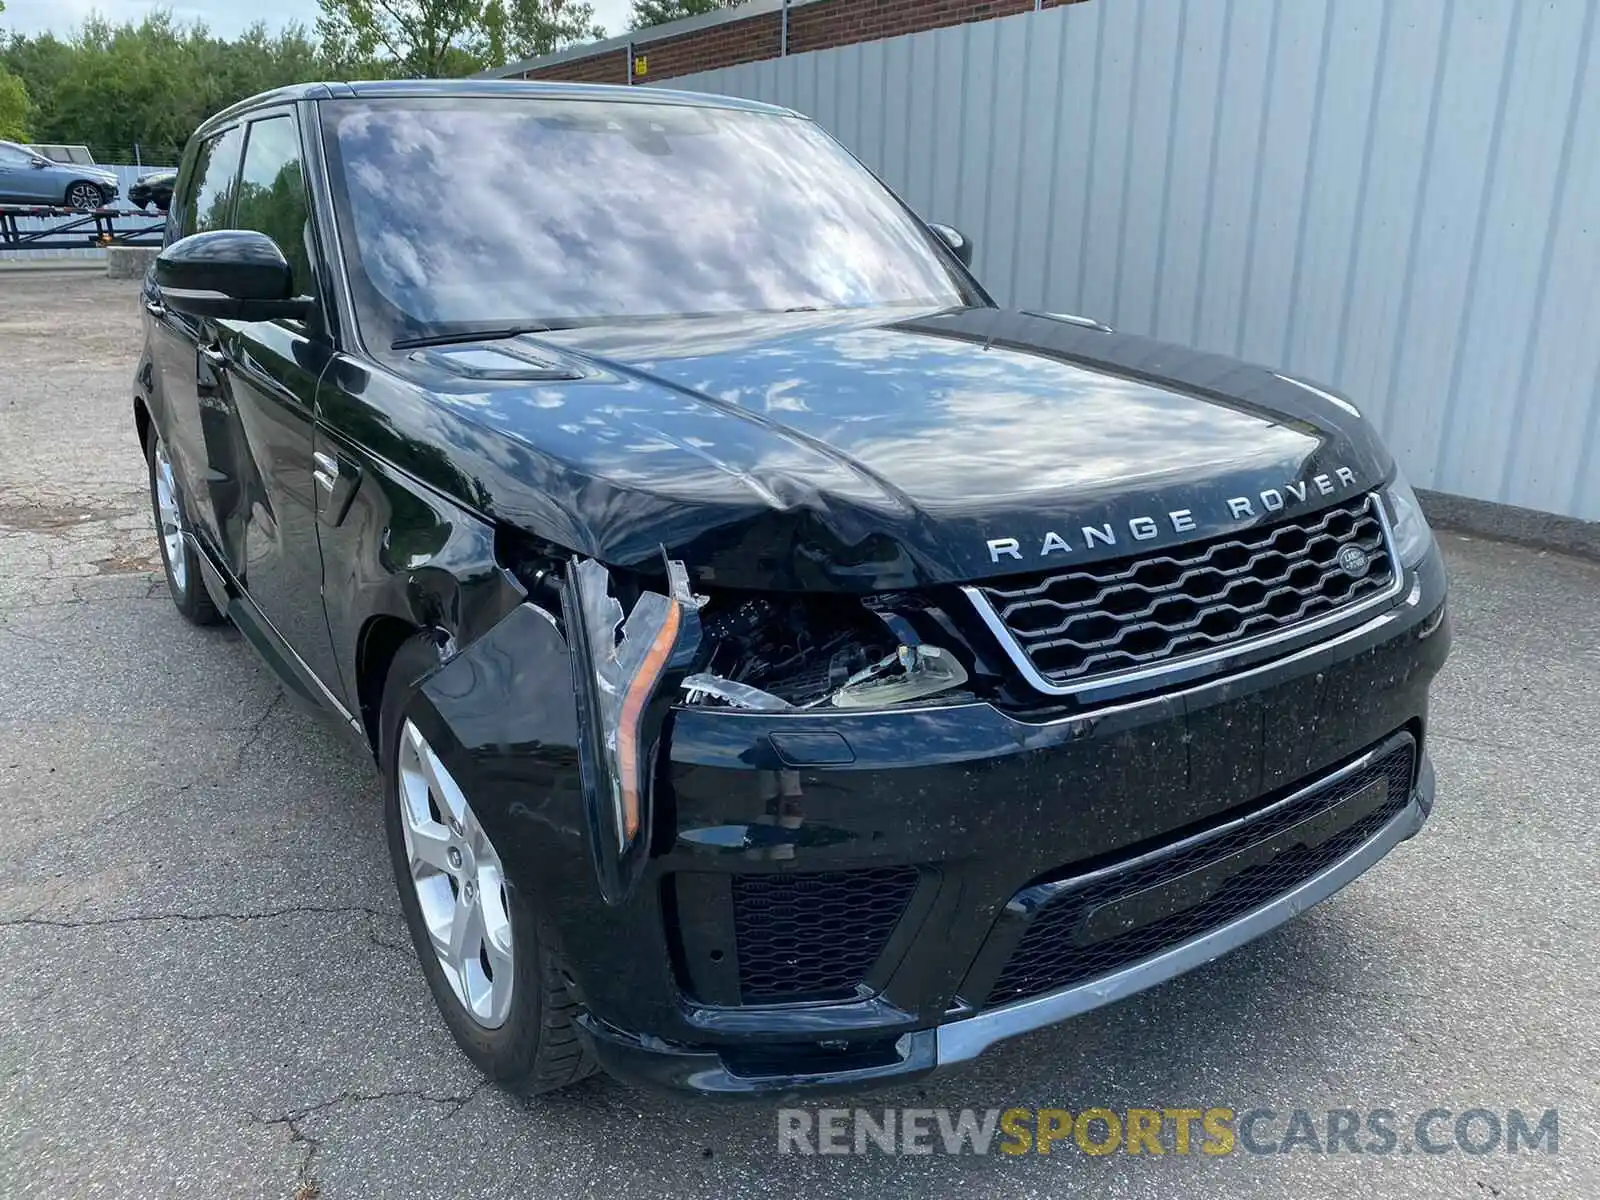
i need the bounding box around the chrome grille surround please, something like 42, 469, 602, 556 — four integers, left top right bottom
966, 493, 1405, 699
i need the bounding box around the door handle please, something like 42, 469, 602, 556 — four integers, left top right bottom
312, 451, 338, 495
196, 342, 229, 397
144, 300, 165, 318
314, 448, 361, 527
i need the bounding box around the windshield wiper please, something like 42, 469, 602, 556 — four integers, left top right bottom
391, 323, 563, 350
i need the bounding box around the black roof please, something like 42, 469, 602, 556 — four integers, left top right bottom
196, 79, 796, 137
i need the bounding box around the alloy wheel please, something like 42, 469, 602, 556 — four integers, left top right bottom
396, 719, 515, 1028
152, 437, 187, 595
67, 183, 102, 209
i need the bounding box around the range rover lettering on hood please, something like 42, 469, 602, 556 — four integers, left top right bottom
987, 466, 1361, 563
388, 305, 1398, 592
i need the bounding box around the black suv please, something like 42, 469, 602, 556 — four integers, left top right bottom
135, 80, 1450, 1097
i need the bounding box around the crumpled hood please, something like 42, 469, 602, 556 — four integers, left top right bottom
383, 307, 1393, 592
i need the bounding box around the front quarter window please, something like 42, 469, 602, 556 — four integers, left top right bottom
321, 96, 975, 347
180, 126, 245, 239
234, 116, 314, 297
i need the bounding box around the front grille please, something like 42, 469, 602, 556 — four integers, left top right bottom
732, 867, 919, 1004
985, 737, 1416, 1008
976, 494, 1396, 692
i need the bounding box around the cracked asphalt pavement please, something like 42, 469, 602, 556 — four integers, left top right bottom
1, 271, 1595, 1198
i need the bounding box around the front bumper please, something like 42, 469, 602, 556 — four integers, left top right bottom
412, 549, 1450, 1097
584, 753, 1434, 1095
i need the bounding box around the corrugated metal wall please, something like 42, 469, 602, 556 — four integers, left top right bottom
660, 0, 1600, 521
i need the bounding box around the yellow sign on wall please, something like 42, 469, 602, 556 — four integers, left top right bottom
633, 55, 648, 77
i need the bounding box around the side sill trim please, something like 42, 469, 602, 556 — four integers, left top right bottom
934, 763, 1431, 1067
182, 530, 362, 736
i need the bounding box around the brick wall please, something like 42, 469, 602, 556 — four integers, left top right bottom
509, 0, 1091, 86
790, 0, 1041, 57
643, 10, 784, 79
521, 47, 630, 84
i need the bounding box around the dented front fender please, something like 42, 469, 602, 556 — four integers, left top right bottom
410, 553, 707, 926
404, 599, 678, 1012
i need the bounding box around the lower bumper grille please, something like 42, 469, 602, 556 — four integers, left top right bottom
732, 867, 919, 1004
984, 736, 1417, 1008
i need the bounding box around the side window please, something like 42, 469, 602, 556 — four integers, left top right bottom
178, 126, 244, 239
0, 144, 28, 164
234, 116, 313, 298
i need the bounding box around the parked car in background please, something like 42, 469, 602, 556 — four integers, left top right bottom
135, 80, 1449, 1099
26, 143, 97, 166
0, 141, 118, 207
129, 169, 177, 212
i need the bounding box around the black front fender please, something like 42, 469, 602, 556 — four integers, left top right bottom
403, 602, 675, 1001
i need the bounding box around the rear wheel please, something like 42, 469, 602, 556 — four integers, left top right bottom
379, 634, 596, 1093
146, 431, 223, 625
64, 181, 105, 209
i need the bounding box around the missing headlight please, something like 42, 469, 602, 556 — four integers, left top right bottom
681, 594, 973, 711
691, 595, 886, 707
826, 644, 969, 708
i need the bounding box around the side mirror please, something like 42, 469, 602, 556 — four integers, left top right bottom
155, 230, 313, 321
928, 222, 974, 268
28, 157, 49, 169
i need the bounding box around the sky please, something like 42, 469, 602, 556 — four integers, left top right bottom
1, 0, 636, 46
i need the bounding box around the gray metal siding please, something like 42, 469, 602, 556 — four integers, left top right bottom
660, 0, 1600, 520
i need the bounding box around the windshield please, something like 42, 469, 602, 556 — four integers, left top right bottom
320, 96, 975, 345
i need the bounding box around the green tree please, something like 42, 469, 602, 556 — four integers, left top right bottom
0, 70, 26, 141
0, 0, 22, 144
1, 33, 75, 145
316, 0, 602, 79
630, 0, 739, 31
0, 1, 603, 162
490, 0, 606, 63
0, 0, 25, 144
1, 14, 339, 164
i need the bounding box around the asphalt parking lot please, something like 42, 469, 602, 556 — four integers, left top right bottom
0, 269, 1595, 1199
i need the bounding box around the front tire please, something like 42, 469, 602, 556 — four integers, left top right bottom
146, 432, 224, 626
65, 181, 105, 209
379, 634, 596, 1094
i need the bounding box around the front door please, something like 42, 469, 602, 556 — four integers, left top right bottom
196, 110, 342, 692
0, 142, 51, 202
146, 123, 245, 554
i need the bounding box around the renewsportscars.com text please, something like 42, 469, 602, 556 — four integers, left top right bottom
777, 1107, 1560, 1157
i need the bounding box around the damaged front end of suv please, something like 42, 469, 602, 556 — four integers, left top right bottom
503, 548, 1002, 909
415, 461, 1446, 1098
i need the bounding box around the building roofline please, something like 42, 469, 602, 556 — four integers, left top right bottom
475, 0, 827, 79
